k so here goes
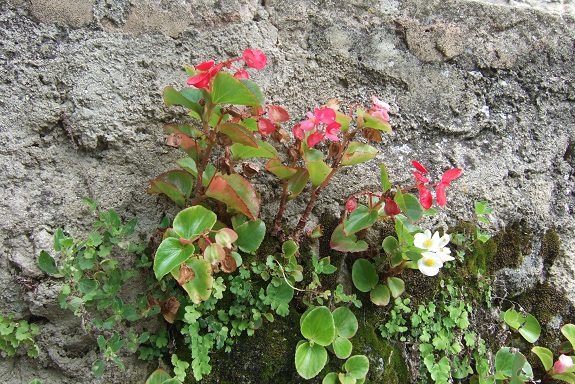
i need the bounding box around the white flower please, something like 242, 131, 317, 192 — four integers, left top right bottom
417, 252, 444, 276
414, 230, 440, 251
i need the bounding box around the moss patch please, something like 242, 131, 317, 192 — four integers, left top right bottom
491, 222, 532, 269
541, 229, 562, 270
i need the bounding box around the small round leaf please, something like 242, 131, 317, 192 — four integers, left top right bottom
332, 307, 358, 338
351, 259, 378, 293
370, 284, 390, 306
301, 306, 335, 346
345, 355, 369, 380
333, 336, 353, 359
295, 341, 328, 380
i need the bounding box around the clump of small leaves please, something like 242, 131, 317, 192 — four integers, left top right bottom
0, 314, 40, 358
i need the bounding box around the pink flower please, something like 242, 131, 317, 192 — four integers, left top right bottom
367, 96, 390, 122
307, 131, 324, 148
299, 108, 341, 147
554, 354, 573, 374
257, 118, 275, 135
187, 62, 223, 89
195, 60, 215, 71
243, 49, 268, 70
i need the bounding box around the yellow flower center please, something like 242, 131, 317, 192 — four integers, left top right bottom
424, 258, 436, 267
424, 239, 433, 248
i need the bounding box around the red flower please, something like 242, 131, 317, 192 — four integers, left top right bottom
299, 108, 341, 147
234, 68, 250, 79
187, 62, 223, 89
307, 131, 324, 148
412, 160, 428, 174
367, 96, 390, 122
292, 124, 305, 140
435, 168, 462, 206
243, 49, 268, 70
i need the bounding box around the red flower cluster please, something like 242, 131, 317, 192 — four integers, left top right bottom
186, 49, 268, 90
412, 160, 462, 209
293, 107, 341, 147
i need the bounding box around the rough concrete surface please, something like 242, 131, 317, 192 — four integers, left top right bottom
1, 0, 574, 382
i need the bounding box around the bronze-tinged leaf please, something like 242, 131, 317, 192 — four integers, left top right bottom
177, 263, 195, 285
166, 133, 183, 147
362, 127, 383, 142
221, 255, 238, 273
216, 131, 234, 147
242, 162, 260, 178
328, 141, 341, 159
288, 147, 300, 161
147, 295, 160, 310
160, 296, 180, 324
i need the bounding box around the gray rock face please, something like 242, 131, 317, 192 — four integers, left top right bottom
1, 0, 574, 382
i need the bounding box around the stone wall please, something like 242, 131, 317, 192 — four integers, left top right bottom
1, 0, 574, 382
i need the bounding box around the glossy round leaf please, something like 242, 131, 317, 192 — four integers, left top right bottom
212, 71, 263, 107
332, 307, 358, 338
386, 277, 405, 298
341, 141, 379, 166
301, 306, 336, 346
333, 336, 353, 359
531, 347, 553, 371
345, 355, 370, 379
234, 219, 265, 253
145, 369, 173, 384
295, 341, 328, 380
322, 372, 339, 384
178, 258, 213, 304
351, 259, 378, 293
205, 173, 260, 220
173, 206, 217, 241
518, 313, 541, 343
282, 240, 298, 257
330, 224, 368, 253
562, 324, 575, 351
154, 238, 195, 280
370, 284, 390, 306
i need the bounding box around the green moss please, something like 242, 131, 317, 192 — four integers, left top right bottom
541, 229, 562, 269
515, 282, 572, 330
491, 222, 532, 269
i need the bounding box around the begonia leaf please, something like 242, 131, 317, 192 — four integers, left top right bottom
341, 141, 379, 166
333, 337, 353, 359
233, 219, 265, 253
562, 324, 575, 351
380, 164, 391, 192
38, 251, 59, 275
323, 372, 339, 384
211, 72, 263, 107
301, 306, 335, 346
304, 148, 332, 188
330, 223, 368, 253
531, 347, 553, 371
343, 204, 378, 236
394, 190, 423, 222
286, 169, 309, 201
336, 111, 352, 134
370, 284, 390, 306
266, 159, 299, 179
205, 173, 260, 220
351, 259, 378, 293
518, 313, 541, 343
217, 122, 258, 147
173, 206, 217, 241
387, 277, 405, 298
204, 243, 225, 263
344, 355, 369, 380
332, 307, 358, 339
178, 258, 213, 304
356, 107, 392, 132
154, 238, 195, 280
163, 86, 203, 117
145, 369, 173, 384
231, 140, 278, 160
295, 341, 328, 380
147, 170, 195, 207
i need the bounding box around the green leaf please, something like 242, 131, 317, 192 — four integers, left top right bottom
178, 258, 214, 304
154, 238, 195, 280
163, 86, 203, 117
332, 307, 358, 338
38, 251, 59, 275
503, 309, 525, 330
231, 139, 278, 160
92, 360, 105, 377
234, 219, 265, 253
173, 206, 217, 241
394, 190, 423, 222
147, 170, 195, 207
333, 337, 353, 359
145, 369, 173, 384
382, 236, 399, 255
330, 223, 368, 253
265, 280, 294, 317
552, 373, 575, 384
212, 72, 263, 107
518, 313, 540, 343
345, 355, 370, 380
323, 372, 339, 384
386, 277, 405, 298
282, 240, 298, 257
217, 122, 258, 147
380, 164, 391, 193
301, 306, 336, 346
295, 341, 328, 380
286, 169, 309, 201
304, 148, 332, 188
266, 159, 298, 179
562, 324, 575, 351
343, 204, 378, 236
206, 173, 260, 220
351, 259, 378, 293
163, 123, 203, 138
370, 284, 390, 306
336, 111, 352, 133
357, 107, 392, 132
531, 347, 553, 371
340, 142, 378, 166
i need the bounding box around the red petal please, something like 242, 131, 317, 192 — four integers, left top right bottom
195, 60, 215, 71
441, 168, 463, 185
413, 172, 429, 183
292, 124, 305, 140
412, 160, 428, 174
345, 197, 358, 213
420, 189, 433, 209
435, 183, 447, 206
243, 49, 268, 70
307, 132, 324, 147
257, 118, 276, 135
